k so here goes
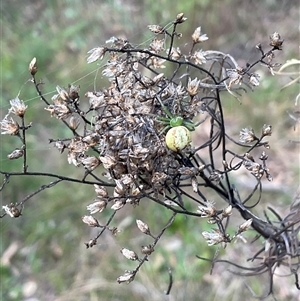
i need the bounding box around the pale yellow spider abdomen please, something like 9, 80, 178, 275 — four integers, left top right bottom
165, 126, 191, 151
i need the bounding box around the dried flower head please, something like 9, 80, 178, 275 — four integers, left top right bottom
148, 25, 164, 34
81, 156, 100, 170
208, 170, 223, 184
87, 47, 106, 64
243, 160, 264, 178
99, 155, 116, 169
202, 229, 226, 246
222, 205, 232, 218
150, 39, 165, 53
56, 85, 69, 101
175, 13, 187, 23
259, 151, 268, 161
262, 124, 272, 136
239, 219, 253, 232
85, 239, 97, 249
45, 103, 71, 119
136, 219, 151, 235
267, 52, 275, 65
86, 200, 106, 214
2, 204, 21, 218
94, 185, 108, 197
9, 96, 28, 117
105, 36, 128, 48
68, 84, 80, 101
120, 248, 139, 261
111, 200, 125, 211
269, 32, 283, 50
81, 215, 100, 227
7, 147, 24, 160
169, 47, 182, 60
149, 57, 166, 69
187, 77, 200, 96
109, 227, 120, 236
69, 116, 80, 130
29, 57, 37, 75
227, 68, 243, 89
239, 127, 257, 143
141, 245, 154, 255
249, 73, 260, 87
197, 201, 216, 217
0, 115, 19, 135
191, 177, 198, 193
117, 271, 135, 284
114, 180, 126, 197
192, 50, 207, 65
192, 27, 209, 43
131, 185, 143, 196
54, 140, 66, 153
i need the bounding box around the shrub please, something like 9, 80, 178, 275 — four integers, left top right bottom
1, 13, 299, 299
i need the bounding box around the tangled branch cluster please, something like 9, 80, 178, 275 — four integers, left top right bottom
1, 13, 299, 297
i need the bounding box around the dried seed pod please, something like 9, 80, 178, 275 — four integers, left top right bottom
175, 13, 187, 23
239, 219, 253, 232
9, 97, 28, 117
136, 219, 150, 235
81, 215, 100, 227
262, 124, 272, 136
117, 270, 135, 283
85, 239, 97, 248
29, 57, 37, 75
111, 200, 125, 211
191, 177, 198, 193
86, 200, 106, 214
120, 248, 139, 261
2, 204, 22, 218
222, 205, 232, 218
141, 245, 154, 255
7, 148, 24, 160
94, 185, 108, 197
165, 126, 191, 151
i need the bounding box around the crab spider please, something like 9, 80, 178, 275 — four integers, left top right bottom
155, 97, 195, 151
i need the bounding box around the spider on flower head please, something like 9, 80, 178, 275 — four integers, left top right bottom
154, 96, 196, 152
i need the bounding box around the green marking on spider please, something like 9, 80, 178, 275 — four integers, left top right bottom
170, 116, 183, 127
156, 97, 196, 133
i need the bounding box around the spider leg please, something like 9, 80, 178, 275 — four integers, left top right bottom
158, 125, 170, 136
156, 96, 174, 119
156, 116, 172, 123
183, 120, 196, 131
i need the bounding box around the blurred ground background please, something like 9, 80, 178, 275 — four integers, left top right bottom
0, 1, 299, 300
